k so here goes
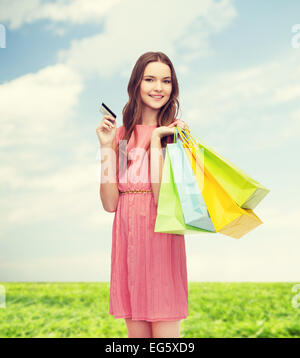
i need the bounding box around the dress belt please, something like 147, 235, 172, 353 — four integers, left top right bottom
119, 189, 152, 194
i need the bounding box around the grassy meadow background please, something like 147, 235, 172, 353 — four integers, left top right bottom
0, 282, 299, 338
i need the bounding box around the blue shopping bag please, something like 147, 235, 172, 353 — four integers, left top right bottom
167, 138, 215, 232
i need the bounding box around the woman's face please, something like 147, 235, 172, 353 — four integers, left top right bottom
140, 61, 172, 111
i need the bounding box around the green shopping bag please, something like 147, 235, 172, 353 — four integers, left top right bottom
178, 128, 270, 210
154, 145, 214, 235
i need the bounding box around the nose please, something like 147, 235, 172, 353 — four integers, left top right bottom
154, 81, 162, 91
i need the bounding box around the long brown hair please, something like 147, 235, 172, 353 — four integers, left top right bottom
117, 51, 181, 174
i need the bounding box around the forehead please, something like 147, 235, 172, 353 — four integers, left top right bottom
144, 61, 171, 77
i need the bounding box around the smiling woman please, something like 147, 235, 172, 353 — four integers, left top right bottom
96, 51, 188, 339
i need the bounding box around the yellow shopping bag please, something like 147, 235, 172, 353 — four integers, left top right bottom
180, 128, 269, 209
176, 127, 263, 239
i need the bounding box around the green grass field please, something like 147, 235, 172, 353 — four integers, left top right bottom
0, 282, 299, 338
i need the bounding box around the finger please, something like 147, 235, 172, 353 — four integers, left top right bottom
104, 116, 115, 123
104, 119, 114, 128
103, 119, 113, 125
176, 123, 185, 129
103, 116, 116, 124
168, 121, 178, 127
103, 123, 113, 130
107, 118, 116, 125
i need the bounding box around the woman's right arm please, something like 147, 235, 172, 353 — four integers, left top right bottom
96, 115, 119, 212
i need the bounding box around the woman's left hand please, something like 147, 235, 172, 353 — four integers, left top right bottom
152, 119, 190, 140
168, 119, 190, 131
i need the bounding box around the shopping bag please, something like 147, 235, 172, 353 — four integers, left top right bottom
177, 127, 270, 209
154, 144, 215, 235
167, 138, 215, 232
175, 128, 263, 239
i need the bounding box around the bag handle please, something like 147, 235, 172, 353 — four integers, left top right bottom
178, 127, 203, 153
177, 126, 194, 147
173, 126, 188, 143
188, 131, 200, 148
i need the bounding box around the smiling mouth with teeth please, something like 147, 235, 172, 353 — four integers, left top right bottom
149, 95, 164, 100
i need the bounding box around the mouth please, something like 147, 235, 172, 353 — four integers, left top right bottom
149, 95, 164, 101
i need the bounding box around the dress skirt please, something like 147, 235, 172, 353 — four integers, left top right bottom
109, 191, 188, 322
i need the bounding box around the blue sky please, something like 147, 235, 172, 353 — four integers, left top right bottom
0, 0, 300, 282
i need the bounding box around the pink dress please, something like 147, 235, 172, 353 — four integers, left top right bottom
109, 124, 188, 322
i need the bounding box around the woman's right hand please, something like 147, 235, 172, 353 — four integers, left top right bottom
96, 115, 117, 147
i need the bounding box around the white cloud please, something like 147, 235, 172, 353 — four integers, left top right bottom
0, 0, 121, 29
184, 201, 300, 282
254, 201, 300, 233
0, 63, 82, 147
182, 50, 300, 152
0, 160, 114, 227
283, 109, 300, 139
35, 0, 121, 24
0, 252, 111, 281
186, 249, 300, 282
0, 0, 40, 30
185, 52, 300, 123
0, 62, 102, 231
273, 84, 300, 103
56, 0, 237, 79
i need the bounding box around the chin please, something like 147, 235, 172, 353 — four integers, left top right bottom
148, 99, 167, 108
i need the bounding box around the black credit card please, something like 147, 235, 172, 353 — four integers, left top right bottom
99, 102, 116, 121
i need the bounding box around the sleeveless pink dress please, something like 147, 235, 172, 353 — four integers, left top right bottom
109, 124, 188, 322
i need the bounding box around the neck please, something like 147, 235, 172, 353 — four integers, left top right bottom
139, 106, 159, 125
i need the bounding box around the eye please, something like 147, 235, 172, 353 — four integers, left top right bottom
145, 78, 171, 83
